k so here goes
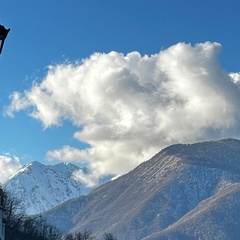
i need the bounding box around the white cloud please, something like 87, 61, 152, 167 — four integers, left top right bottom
0, 155, 22, 184
72, 170, 99, 188
229, 72, 240, 89
6, 42, 240, 186
47, 145, 91, 163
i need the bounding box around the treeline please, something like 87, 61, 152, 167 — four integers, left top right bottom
65, 231, 117, 240
3, 191, 117, 240
4, 192, 61, 240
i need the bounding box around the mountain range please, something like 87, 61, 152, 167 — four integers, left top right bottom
41, 138, 240, 239
3, 161, 91, 215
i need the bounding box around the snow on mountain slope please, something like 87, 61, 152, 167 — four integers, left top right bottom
4, 161, 91, 215
143, 183, 240, 239
42, 138, 240, 239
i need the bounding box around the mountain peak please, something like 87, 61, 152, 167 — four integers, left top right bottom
4, 161, 88, 215
160, 138, 240, 171
49, 162, 80, 172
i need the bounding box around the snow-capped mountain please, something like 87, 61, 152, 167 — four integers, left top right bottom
4, 161, 92, 215
42, 139, 240, 239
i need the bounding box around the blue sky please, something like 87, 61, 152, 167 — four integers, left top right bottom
1, 0, 240, 185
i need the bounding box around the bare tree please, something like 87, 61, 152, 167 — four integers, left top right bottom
3, 191, 24, 230
65, 233, 75, 240
103, 232, 117, 240
3, 190, 62, 240
65, 230, 94, 240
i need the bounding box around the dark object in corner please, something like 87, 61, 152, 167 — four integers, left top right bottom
0, 25, 10, 54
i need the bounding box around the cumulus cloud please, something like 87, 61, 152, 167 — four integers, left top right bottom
0, 154, 22, 184
5, 42, 240, 186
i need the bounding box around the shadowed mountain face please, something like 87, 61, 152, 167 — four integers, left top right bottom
42, 139, 240, 240
143, 183, 240, 240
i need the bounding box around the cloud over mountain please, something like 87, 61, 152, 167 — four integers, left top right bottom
0, 154, 22, 183
5, 42, 240, 186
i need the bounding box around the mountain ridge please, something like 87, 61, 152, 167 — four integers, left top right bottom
42, 138, 240, 239
4, 161, 91, 215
